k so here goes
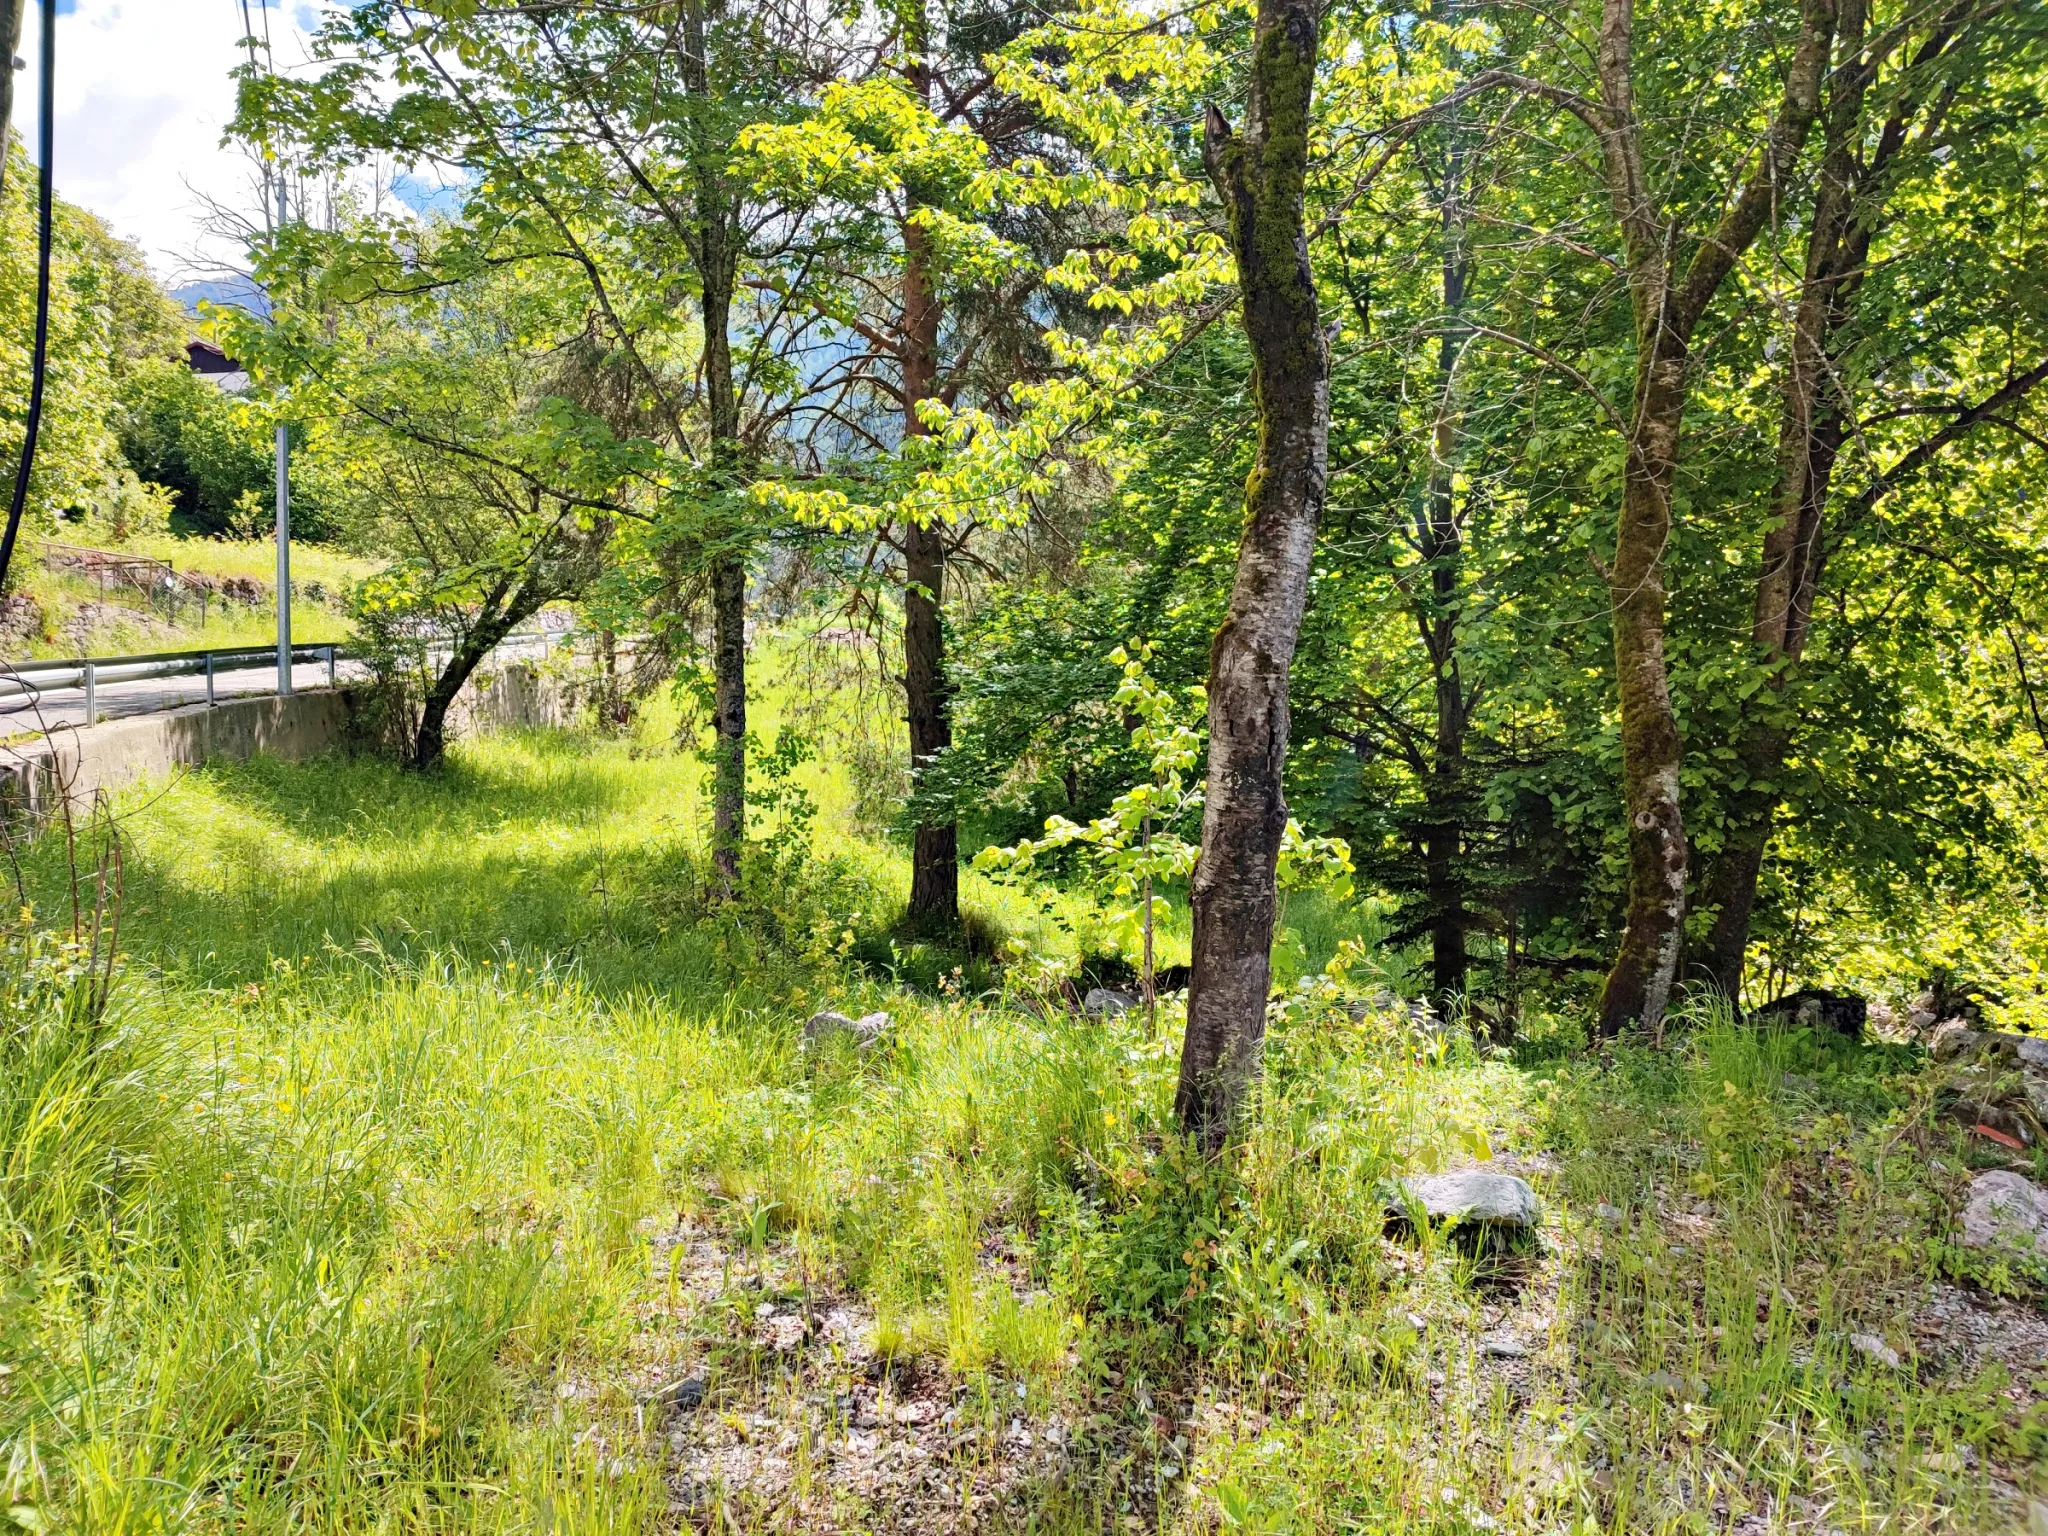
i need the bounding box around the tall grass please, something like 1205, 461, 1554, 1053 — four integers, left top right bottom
0, 723, 2032, 1532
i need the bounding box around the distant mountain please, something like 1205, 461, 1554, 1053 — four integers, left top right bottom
171, 277, 271, 319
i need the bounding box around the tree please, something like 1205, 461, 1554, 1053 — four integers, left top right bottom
1465, 0, 1838, 1034
1697, 0, 2048, 1000
1173, 0, 1333, 1152
242, 0, 823, 854
741, 0, 1104, 931
219, 246, 629, 769
0, 160, 184, 547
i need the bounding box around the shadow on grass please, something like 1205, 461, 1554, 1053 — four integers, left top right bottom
177, 729, 636, 845
14, 732, 805, 1009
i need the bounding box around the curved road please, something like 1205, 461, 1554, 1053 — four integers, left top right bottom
0, 632, 561, 741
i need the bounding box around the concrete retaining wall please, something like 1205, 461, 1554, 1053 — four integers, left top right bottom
0, 660, 583, 819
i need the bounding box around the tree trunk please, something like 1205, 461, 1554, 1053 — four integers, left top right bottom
1176, 0, 1328, 1154
903, 510, 957, 925
685, 0, 748, 900
710, 552, 747, 889
1595, 345, 1690, 1036
898, 24, 959, 931
1421, 97, 1470, 1011
1585, 0, 1834, 1035
1698, 0, 1899, 1001
412, 612, 524, 772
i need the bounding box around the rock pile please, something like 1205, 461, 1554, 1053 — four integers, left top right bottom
1749, 987, 1866, 1039
1929, 1024, 2048, 1149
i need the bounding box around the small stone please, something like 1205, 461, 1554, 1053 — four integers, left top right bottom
1481, 1332, 1527, 1358
2028, 1498, 2048, 1536
1406, 1311, 1429, 1334
1959, 1169, 2048, 1256
1397, 1171, 1542, 1229
1083, 987, 1137, 1017
1595, 1202, 1626, 1226
1848, 1332, 1901, 1369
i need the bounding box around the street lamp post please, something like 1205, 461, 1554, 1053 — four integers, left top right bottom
274, 176, 291, 696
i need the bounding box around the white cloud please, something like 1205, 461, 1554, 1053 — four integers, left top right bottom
20, 0, 318, 279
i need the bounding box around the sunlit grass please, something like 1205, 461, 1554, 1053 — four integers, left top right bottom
0, 715, 2034, 1532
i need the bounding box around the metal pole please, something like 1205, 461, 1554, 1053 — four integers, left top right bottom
83, 659, 94, 725
327, 644, 336, 688
274, 176, 291, 698
205, 651, 215, 707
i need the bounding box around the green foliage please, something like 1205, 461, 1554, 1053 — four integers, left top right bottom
0, 148, 194, 547
111, 357, 347, 541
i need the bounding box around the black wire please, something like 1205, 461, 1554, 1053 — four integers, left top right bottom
0, 0, 56, 597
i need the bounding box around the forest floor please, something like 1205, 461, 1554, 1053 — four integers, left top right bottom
0, 712, 2043, 1534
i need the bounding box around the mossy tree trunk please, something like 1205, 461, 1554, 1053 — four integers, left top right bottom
1579, 0, 1836, 1035
900, 6, 959, 931
682, 0, 750, 899
1175, 0, 1329, 1153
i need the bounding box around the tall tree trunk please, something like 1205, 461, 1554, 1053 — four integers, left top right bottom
702, 270, 745, 896
1595, 343, 1691, 1035
1698, 0, 1966, 1002
899, 14, 959, 930
1176, 0, 1328, 1153
1421, 89, 1470, 1011
1586, 0, 1834, 1035
685, 0, 748, 898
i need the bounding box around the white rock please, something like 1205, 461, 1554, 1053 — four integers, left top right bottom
802, 1009, 889, 1047
1958, 1169, 2048, 1257
1397, 1171, 1541, 1229
1848, 1332, 1901, 1369
1083, 987, 1137, 1017
1480, 1331, 1527, 1358
1929, 1020, 1982, 1060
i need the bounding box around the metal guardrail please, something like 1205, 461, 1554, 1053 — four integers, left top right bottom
0, 644, 346, 723
0, 624, 571, 727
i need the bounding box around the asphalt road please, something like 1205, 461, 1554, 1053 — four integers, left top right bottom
0, 632, 562, 740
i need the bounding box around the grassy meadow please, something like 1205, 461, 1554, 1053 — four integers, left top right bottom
0, 705, 2041, 1533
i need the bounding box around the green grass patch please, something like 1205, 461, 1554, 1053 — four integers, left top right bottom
0, 724, 2035, 1532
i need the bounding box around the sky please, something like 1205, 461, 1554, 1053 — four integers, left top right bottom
18, 0, 323, 281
